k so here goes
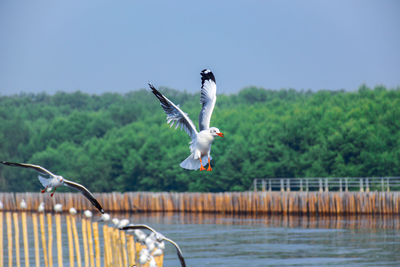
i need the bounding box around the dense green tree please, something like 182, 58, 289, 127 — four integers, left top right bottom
0, 85, 399, 192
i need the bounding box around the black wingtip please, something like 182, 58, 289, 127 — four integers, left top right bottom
200, 69, 216, 84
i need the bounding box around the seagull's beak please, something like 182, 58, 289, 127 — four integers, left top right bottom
217, 132, 224, 137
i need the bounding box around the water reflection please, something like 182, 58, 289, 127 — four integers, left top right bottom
118, 212, 400, 230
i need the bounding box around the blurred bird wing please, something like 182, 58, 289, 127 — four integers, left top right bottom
164, 236, 186, 267
199, 69, 217, 131
1, 161, 56, 177
63, 179, 104, 213
149, 83, 198, 140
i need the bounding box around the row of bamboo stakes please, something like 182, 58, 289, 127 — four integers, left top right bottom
0, 210, 163, 267
1, 191, 400, 215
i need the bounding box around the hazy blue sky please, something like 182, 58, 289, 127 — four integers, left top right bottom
0, 0, 399, 95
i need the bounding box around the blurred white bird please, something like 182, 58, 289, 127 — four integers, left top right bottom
118, 218, 130, 229
69, 207, 77, 215
99, 213, 110, 222
122, 224, 186, 267
112, 218, 120, 227
139, 248, 151, 265
54, 203, 62, 212
1, 161, 104, 213
20, 199, 27, 209
134, 229, 147, 243
84, 210, 93, 218
38, 202, 45, 212
152, 248, 163, 257
149, 69, 224, 171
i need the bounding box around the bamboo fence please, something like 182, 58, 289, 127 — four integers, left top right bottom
1, 191, 400, 215
0, 210, 163, 267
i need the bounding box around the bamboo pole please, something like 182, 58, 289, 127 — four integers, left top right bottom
102, 225, 110, 267
82, 219, 89, 267
120, 230, 128, 267
6, 212, 13, 267
32, 214, 40, 267
39, 213, 48, 267
13, 213, 21, 267
71, 216, 82, 267
127, 235, 135, 267
0, 211, 3, 267
21, 212, 29, 267
66, 215, 75, 267
86, 219, 95, 267
47, 214, 53, 267
55, 214, 63, 267
92, 222, 101, 267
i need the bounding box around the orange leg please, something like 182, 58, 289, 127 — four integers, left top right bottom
199, 158, 206, 171
207, 157, 212, 171
50, 187, 57, 197
41, 186, 47, 193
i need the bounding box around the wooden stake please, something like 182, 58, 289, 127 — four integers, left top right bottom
120, 230, 128, 267
66, 215, 74, 267
47, 214, 53, 267
0, 211, 3, 267
21, 212, 29, 267
71, 216, 82, 267
13, 213, 21, 267
127, 235, 135, 267
39, 214, 48, 267
6, 212, 13, 267
102, 225, 109, 267
86, 219, 94, 267
82, 219, 89, 267
92, 222, 101, 267
32, 214, 40, 267
55, 214, 63, 267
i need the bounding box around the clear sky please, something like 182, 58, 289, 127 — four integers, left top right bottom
0, 0, 399, 95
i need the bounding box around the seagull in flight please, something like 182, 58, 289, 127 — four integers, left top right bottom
149, 69, 224, 171
1, 161, 104, 214
122, 224, 186, 267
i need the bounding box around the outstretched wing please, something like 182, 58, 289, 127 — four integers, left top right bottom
1, 161, 56, 177
163, 236, 186, 267
122, 224, 186, 267
63, 179, 104, 214
199, 69, 217, 131
149, 83, 198, 140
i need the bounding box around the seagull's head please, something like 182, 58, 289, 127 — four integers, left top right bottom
209, 127, 224, 138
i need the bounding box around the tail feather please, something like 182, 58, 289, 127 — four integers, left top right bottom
180, 154, 212, 170
38, 175, 51, 188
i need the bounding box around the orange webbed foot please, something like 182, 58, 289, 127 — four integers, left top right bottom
207, 166, 212, 171
200, 165, 206, 171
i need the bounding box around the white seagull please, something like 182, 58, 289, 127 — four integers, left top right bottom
149, 69, 224, 171
122, 224, 186, 267
1, 161, 104, 214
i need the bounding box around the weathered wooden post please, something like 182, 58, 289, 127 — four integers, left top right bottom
381, 178, 385, 192
306, 179, 309, 192
286, 179, 290, 192
345, 178, 349, 192
13, 212, 21, 267
47, 214, 53, 267
319, 179, 323, 193
268, 179, 272, 192
0, 208, 3, 267
325, 179, 329, 192
366, 178, 370, 192
7, 212, 13, 267
387, 178, 390, 192
300, 179, 303, 192
280, 179, 284, 192
253, 179, 257, 192
261, 179, 266, 192
360, 178, 364, 192
339, 179, 342, 192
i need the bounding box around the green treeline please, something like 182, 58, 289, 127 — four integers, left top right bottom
0, 85, 399, 192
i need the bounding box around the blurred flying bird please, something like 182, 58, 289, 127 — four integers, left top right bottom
149, 69, 223, 171
69, 207, 77, 215
20, 199, 27, 209
38, 202, 45, 212
1, 161, 104, 213
122, 224, 186, 267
